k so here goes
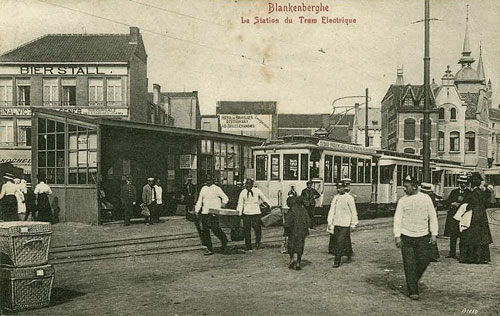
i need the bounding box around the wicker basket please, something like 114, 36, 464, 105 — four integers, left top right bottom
0, 264, 54, 311
0, 222, 52, 267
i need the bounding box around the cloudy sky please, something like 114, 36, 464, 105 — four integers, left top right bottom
1, 0, 499, 114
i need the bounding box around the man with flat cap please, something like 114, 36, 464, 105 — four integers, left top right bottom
444, 174, 470, 259
120, 175, 137, 226
393, 175, 438, 300
301, 180, 320, 229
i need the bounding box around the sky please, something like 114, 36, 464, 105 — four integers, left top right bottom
0, 0, 499, 115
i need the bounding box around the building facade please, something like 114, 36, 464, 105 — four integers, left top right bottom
0, 27, 148, 177
164, 91, 201, 130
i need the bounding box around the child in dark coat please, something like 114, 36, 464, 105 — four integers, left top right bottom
284, 196, 310, 270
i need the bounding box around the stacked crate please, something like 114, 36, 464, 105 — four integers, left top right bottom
0, 221, 53, 312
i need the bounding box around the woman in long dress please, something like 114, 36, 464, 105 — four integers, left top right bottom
34, 176, 53, 223
0, 174, 19, 221
15, 178, 26, 220
284, 196, 310, 270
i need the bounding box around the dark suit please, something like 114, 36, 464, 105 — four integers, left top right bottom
301, 187, 320, 228
444, 188, 470, 257
183, 182, 197, 218
120, 183, 137, 225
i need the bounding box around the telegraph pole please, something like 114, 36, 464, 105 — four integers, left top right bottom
365, 88, 369, 147
422, 0, 431, 182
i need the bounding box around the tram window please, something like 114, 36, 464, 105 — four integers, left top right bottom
324, 155, 333, 183
372, 162, 378, 184
284, 154, 299, 180
408, 166, 413, 181
334, 156, 341, 182
310, 150, 320, 179
350, 158, 357, 183
300, 154, 308, 180
364, 160, 371, 183
341, 157, 349, 179
397, 165, 402, 186
403, 165, 408, 183
380, 166, 393, 184
357, 159, 364, 183
256, 155, 268, 181
271, 154, 280, 180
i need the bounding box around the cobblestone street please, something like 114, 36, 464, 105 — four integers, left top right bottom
17, 210, 500, 316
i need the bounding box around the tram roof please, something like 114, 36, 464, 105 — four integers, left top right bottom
377, 150, 465, 167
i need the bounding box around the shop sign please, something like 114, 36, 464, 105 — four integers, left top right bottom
220, 114, 272, 132
179, 155, 192, 169
55, 107, 128, 116
167, 170, 175, 180
0, 107, 32, 116
0, 65, 128, 76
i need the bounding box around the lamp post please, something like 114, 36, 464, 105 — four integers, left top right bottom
422, 0, 431, 182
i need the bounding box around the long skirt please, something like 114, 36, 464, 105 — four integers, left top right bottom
460, 244, 490, 263
331, 226, 353, 257
288, 234, 306, 254
1, 195, 18, 221
37, 193, 52, 222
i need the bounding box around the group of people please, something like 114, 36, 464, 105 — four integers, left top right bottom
393, 172, 493, 300
0, 173, 55, 223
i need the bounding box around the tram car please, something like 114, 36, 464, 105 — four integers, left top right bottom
484, 166, 500, 204
249, 135, 472, 219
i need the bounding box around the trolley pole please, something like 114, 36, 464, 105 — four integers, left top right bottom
422, 0, 431, 182
365, 88, 369, 147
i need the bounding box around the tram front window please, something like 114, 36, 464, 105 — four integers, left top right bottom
284, 154, 299, 180
380, 165, 394, 184
256, 155, 268, 180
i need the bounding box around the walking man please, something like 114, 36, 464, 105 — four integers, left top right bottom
393, 175, 438, 300
444, 175, 470, 259
184, 175, 197, 221
142, 177, 156, 225
301, 180, 320, 229
120, 176, 137, 226
327, 181, 358, 268
195, 175, 229, 255
237, 178, 270, 252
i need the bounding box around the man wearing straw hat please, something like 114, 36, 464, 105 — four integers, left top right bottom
0, 173, 19, 221
444, 174, 470, 259
393, 175, 438, 300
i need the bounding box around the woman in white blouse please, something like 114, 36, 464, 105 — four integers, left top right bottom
0, 173, 19, 221
34, 176, 53, 222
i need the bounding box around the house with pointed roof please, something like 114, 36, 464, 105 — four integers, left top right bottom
380, 67, 439, 155
0, 27, 149, 178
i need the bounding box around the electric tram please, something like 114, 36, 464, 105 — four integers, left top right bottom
249, 135, 473, 218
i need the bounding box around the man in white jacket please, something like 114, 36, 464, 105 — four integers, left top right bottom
393, 175, 438, 300
237, 178, 270, 252
327, 181, 358, 268
195, 175, 229, 255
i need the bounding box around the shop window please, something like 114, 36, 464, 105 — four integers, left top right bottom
465, 131, 476, 152
438, 108, 445, 120
300, 154, 309, 180
284, 154, 299, 181
43, 78, 58, 106
450, 107, 457, 120
438, 131, 445, 151
256, 155, 268, 181
67, 125, 97, 184
449, 131, 460, 152
0, 119, 14, 146
37, 118, 68, 184
270, 154, 280, 181
16, 78, 30, 106
89, 78, 104, 106
324, 155, 332, 183
404, 118, 415, 140
107, 78, 122, 106
61, 78, 76, 106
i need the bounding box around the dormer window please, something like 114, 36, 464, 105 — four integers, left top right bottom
404, 97, 413, 107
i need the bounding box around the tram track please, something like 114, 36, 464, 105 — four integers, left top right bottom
49, 222, 396, 265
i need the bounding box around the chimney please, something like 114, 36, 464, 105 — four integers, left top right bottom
153, 84, 161, 105
129, 27, 140, 44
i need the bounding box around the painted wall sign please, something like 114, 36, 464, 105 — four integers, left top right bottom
0, 65, 128, 76
220, 114, 272, 132
0, 107, 128, 117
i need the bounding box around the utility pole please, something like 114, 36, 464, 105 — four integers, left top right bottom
365, 88, 369, 147
422, 0, 431, 182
